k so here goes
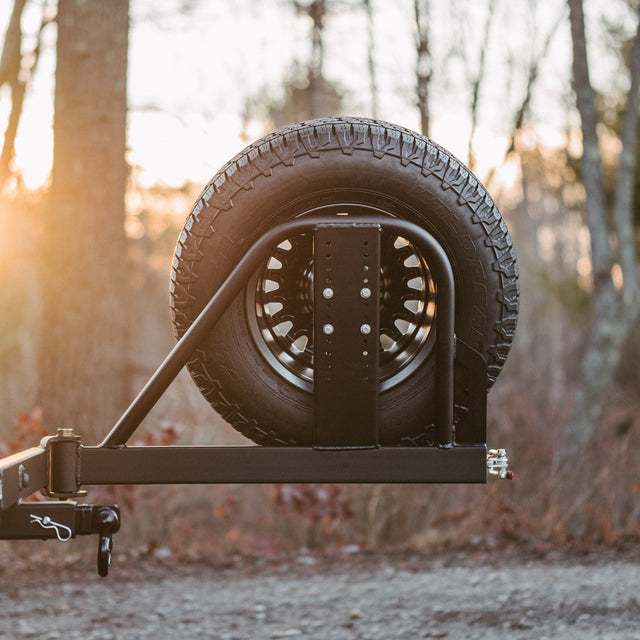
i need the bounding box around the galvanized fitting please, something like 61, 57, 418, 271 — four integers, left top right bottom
487, 448, 513, 480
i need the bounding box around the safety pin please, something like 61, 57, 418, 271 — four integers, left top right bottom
30, 514, 73, 542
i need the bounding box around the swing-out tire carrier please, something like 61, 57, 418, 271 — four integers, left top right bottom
0, 215, 510, 576
0, 441, 488, 515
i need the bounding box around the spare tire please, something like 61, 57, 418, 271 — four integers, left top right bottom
170, 117, 519, 446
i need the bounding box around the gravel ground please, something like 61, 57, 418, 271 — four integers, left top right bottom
1, 550, 639, 640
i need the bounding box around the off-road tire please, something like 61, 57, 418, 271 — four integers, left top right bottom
170, 117, 519, 446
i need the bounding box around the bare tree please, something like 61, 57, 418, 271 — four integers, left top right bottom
0, 1, 54, 193
253, 0, 345, 127
38, 0, 130, 438
612, 11, 640, 307
560, 0, 640, 463
484, 9, 564, 189
363, 0, 378, 118
0, 0, 27, 192
467, 0, 497, 171
413, 0, 431, 136
294, 0, 328, 117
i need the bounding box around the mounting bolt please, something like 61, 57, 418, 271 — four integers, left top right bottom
323, 324, 334, 335
360, 287, 372, 299
360, 324, 372, 335
18, 464, 29, 491
322, 287, 334, 299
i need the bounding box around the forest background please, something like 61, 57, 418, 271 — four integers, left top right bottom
1, 0, 640, 559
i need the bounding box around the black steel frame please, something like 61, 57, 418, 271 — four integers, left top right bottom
0, 215, 490, 573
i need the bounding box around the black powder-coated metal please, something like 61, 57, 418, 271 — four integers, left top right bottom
0, 446, 48, 511
79, 445, 487, 484
44, 430, 84, 496
100, 214, 456, 448
0, 502, 119, 539
453, 339, 488, 445
313, 224, 382, 448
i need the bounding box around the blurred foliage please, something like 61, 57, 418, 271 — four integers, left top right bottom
538, 270, 591, 319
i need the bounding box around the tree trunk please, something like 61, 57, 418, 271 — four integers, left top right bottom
38, 0, 130, 441
559, 0, 640, 464
0, 0, 27, 192
413, 0, 431, 136
467, 0, 496, 172
294, 0, 327, 118
613, 6, 640, 306
363, 0, 378, 119
0, 0, 26, 87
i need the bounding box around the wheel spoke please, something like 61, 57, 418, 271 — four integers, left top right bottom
251, 227, 435, 387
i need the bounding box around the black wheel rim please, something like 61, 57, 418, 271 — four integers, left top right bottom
247, 214, 437, 392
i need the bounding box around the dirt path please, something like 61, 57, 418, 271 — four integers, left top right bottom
1, 551, 639, 639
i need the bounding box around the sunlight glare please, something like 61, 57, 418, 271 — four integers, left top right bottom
127, 111, 246, 189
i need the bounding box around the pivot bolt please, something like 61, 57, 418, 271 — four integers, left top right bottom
360, 287, 372, 299
323, 324, 334, 335
360, 324, 372, 335
322, 287, 334, 299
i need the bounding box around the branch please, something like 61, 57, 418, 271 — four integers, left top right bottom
509, 14, 563, 154
414, 0, 431, 136
468, 0, 497, 171
0, 1, 54, 193
0, 0, 26, 89
485, 9, 563, 188
363, 0, 378, 118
